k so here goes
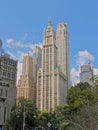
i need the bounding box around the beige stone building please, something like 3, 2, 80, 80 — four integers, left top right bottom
17, 53, 36, 103
56, 23, 70, 89
0, 44, 17, 130
33, 46, 42, 84
36, 22, 67, 111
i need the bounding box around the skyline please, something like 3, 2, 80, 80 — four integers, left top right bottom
0, 0, 98, 85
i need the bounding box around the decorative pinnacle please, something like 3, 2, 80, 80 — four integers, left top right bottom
47, 20, 52, 30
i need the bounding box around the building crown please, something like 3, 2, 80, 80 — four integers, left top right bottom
47, 20, 53, 30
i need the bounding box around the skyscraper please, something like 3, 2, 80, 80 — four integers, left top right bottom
17, 53, 36, 103
56, 23, 70, 89
36, 22, 67, 110
80, 64, 93, 85
0, 40, 17, 130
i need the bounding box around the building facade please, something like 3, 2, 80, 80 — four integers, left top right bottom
56, 23, 70, 89
0, 40, 17, 130
36, 22, 67, 110
17, 53, 36, 103
33, 46, 42, 84
80, 64, 93, 85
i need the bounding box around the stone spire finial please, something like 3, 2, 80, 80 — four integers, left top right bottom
47, 20, 52, 30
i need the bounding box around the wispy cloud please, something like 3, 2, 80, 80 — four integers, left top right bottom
7, 50, 26, 62
6, 38, 34, 49
75, 50, 94, 66
6, 38, 14, 44
6, 37, 42, 50
17, 62, 22, 83
94, 68, 98, 75
70, 68, 80, 86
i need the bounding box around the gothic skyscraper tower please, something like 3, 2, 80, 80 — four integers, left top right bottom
37, 22, 67, 110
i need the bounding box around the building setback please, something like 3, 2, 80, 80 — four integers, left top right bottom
17, 53, 36, 103
0, 40, 17, 130
36, 22, 67, 111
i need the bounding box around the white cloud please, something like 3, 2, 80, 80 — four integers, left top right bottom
94, 68, 98, 75
75, 50, 94, 66
7, 51, 17, 60
6, 38, 31, 49
6, 38, 15, 44
17, 62, 22, 84
7, 50, 26, 62
70, 68, 80, 86
6, 38, 42, 50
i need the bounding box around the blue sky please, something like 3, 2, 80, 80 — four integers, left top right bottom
0, 0, 98, 84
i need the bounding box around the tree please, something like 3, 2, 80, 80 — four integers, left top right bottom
53, 82, 98, 130
67, 82, 96, 110
71, 103, 98, 130
54, 105, 71, 129
36, 109, 61, 130
37, 110, 50, 129
7, 97, 38, 130
65, 82, 98, 130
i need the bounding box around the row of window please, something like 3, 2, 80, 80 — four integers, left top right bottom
2, 71, 16, 79
0, 82, 9, 87
2, 65, 16, 72
2, 59, 17, 66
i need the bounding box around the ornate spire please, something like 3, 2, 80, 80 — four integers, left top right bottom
47, 20, 52, 30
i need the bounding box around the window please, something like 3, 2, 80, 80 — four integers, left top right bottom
0, 89, 2, 96
4, 107, 6, 123
5, 90, 7, 97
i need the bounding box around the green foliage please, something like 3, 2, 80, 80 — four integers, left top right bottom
37, 110, 50, 128
67, 82, 96, 110
7, 97, 38, 130
54, 82, 98, 130
7, 82, 98, 130
37, 110, 58, 129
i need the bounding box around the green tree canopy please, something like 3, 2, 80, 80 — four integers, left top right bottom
7, 97, 38, 130
54, 82, 98, 130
